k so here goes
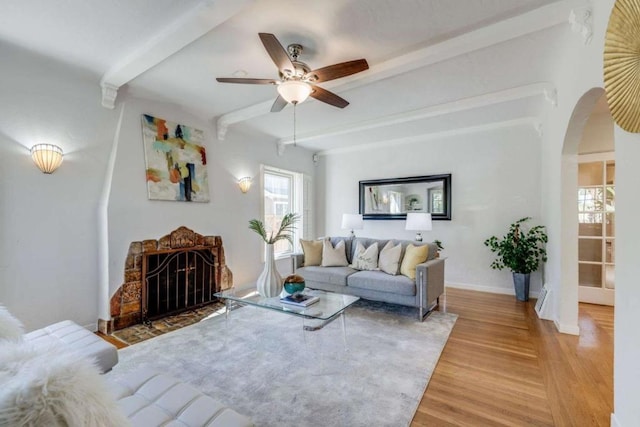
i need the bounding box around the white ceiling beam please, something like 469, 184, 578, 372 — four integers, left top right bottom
100, 0, 255, 109
217, 0, 586, 139
275, 82, 556, 154
315, 117, 542, 157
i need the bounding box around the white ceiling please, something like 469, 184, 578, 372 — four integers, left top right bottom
0, 0, 580, 153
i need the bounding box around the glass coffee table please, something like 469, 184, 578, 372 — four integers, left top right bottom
214, 288, 359, 338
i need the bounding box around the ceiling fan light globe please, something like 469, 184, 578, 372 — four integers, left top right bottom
277, 80, 312, 104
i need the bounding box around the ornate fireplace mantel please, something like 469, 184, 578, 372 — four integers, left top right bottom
98, 226, 232, 334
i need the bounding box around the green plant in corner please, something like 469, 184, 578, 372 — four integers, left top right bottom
433, 240, 444, 251
484, 217, 548, 274
249, 212, 300, 245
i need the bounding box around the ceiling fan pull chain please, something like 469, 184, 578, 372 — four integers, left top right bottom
294, 103, 297, 147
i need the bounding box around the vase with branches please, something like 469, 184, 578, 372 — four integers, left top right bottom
484, 217, 548, 301
249, 213, 299, 297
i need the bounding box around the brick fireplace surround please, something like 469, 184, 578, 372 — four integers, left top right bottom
98, 226, 233, 334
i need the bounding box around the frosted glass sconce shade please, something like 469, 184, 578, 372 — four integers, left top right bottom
238, 177, 252, 193
31, 144, 63, 174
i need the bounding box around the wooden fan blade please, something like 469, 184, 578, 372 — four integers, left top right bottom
307, 59, 369, 83
270, 95, 287, 112
310, 85, 349, 108
259, 33, 295, 74
216, 77, 277, 85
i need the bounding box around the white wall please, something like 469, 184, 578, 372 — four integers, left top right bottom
538, 0, 640, 423
317, 126, 542, 295
103, 96, 316, 316
0, 41, 117, 329
0, 41, 316, 331
613, 127, 640, 427
579, 111, 614, 154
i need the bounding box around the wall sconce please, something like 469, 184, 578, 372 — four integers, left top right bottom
31, 144, 63, 174
405, 212, 432, 242
238, 177, 252, 193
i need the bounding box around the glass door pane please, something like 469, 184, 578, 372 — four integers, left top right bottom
578, 162, 603, 185
579, 239, 603, 262
579, 264, 602, 287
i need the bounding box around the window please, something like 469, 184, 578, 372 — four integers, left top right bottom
262, 165, 310, 258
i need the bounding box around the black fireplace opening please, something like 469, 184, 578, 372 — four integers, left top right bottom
142, 249, 219, 322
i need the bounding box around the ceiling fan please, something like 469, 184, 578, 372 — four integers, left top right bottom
216, 33, 369, 112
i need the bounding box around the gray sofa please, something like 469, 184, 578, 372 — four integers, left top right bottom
291, 237, 445, 320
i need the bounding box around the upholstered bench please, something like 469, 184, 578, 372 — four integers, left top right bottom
25, 319, 118, 373
108, 368, 254, 427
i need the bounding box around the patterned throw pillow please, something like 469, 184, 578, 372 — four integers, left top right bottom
400, 244, 429, 280
350, 242, 379, 271
321, 239, 349, 267
300, 239, 323, 266
378, 241, 402, 275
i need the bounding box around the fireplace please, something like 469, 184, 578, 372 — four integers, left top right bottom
100, 226, 232, 334
142, 248, 217, 322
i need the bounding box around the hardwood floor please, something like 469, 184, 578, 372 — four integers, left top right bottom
411, 287, 614, 427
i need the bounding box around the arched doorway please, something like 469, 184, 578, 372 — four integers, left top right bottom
558, 87, 606, 334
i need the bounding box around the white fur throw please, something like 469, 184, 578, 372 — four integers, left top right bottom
0, 342, 130, 427
0, 304, 24, 342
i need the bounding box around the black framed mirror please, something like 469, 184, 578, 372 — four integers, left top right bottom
359, 174, 452, 220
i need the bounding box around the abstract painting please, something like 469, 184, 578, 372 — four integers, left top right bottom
141, 114, 210, 202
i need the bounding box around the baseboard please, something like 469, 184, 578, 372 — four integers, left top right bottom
611, 412, 621, 427
554, 319, 580, 336
446, 281, 540, 299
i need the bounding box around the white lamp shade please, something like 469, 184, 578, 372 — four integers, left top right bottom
277, 80, 312, 104
405, 213, 432, 231
31, 144, 63, 174
341, 214, 364, 230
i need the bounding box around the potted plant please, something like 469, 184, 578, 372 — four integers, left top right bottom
433, 240, 444, 258
484, 217, 548, 301
249, 213, 299, 297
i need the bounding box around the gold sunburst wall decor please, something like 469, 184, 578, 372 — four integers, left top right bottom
604, 0, 640, 133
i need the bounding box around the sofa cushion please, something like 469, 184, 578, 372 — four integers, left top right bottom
109, 368, 253, 427
353, 237, 389, 260
297, 266, 358, 286
347, 270, 416, 296
350, 241, 379, 271
400, 244, 429, 280
321, 239, 349, 267
25, 320, 118, 373
378, 241, 402, 275
299, 239, 323, 266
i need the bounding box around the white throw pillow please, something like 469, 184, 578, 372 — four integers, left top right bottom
0, 342, 131, 427
0, 304, 24, 342
378, 241, 402, 275
350, 241, 379, 271
321, 239, 349, 267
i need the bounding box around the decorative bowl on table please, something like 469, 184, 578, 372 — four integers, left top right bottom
283, 274, 305, 295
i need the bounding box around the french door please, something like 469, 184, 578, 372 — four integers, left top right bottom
577, 153, 615, 306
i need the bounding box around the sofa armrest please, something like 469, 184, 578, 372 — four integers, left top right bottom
291, 253, 305, 271
415, 258, 445, 315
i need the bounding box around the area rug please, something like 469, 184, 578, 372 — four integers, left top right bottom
106, 300, 457, 426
